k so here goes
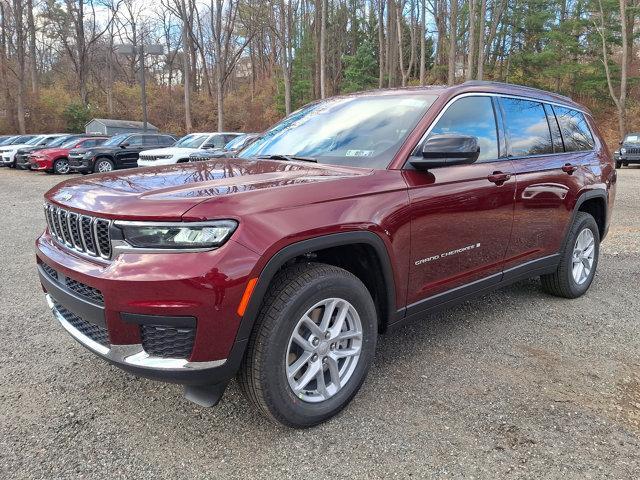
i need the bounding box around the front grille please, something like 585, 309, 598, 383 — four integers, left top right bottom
41, 261, 104, 306
141, 325, 195, 359
65, 278, 104, 304
53, 299, 110, 348
625, 147, 640, 154
41, 263, 58, 280
44, 204, 112, 259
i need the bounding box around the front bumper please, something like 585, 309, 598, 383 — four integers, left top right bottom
36, 231, 260, 389
619, 156, 640, 163
68, 157, 92, 172
137, 158, 178, 167
2, 153, 13, 164
30, 157, 53, 170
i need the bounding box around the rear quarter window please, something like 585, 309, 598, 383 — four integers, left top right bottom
552, 106, 595, 151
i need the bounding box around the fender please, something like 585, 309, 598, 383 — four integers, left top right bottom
234, 231, 399, 343
569, 188, 609, 240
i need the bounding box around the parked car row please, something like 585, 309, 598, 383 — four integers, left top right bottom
0, 130, 259, 175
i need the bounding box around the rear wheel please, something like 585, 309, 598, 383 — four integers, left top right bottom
540, 212, 599, 298
53, 158, 70, 174
238, 262, 377, 428
94, 158, 114, 173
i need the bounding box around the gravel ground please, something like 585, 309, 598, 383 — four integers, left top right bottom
1, 166, 639, 479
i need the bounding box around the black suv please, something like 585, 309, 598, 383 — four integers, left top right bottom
68, 133, 176, 173
616, 133, 640, 168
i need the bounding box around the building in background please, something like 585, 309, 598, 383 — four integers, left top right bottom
85, 119, 159, 135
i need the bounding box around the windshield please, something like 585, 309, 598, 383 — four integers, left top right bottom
47, 136, 73, 147
25, 135, 46, 146
224, 134, 251, 150
60, 138, 84, 148
239, 94, 437, 168
0, 136, 17, 145
174, 134, 209, 148
624, 134, 640, 143
102, 133, 130, 146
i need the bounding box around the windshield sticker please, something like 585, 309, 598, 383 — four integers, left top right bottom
345, 149, 374, 157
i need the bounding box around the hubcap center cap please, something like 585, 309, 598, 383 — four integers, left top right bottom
317, 341, 330, 356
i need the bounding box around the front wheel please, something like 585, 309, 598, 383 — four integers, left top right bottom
238, 263, 377, 428
53, 158, 70, 174
616, 161, 622, 169
94, 158, 114, 173
541, 212, 600, 298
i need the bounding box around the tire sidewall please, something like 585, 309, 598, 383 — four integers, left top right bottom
54, 159, 69, 174
259, 271, 377, 426
563, 214, 600, 297
94, 159, 113, 173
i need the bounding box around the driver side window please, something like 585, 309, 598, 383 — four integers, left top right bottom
426, 96, 499, 162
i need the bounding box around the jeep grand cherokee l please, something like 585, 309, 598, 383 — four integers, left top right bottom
68, 133, 176, 173
35, 81, 615, 428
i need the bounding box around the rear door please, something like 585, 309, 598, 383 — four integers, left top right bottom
499, 97, 592, 274
403, 95, 516, 310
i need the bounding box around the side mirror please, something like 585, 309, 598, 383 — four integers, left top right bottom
410, 134, 480, 170
619, 140, 623, 145
120, 142, 130, 148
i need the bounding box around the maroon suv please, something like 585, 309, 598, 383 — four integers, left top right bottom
35, 81, 616, 427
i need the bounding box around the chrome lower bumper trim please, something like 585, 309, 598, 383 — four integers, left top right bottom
46, 294, 226, 371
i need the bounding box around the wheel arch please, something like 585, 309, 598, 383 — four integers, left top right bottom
235, 231, 399, 343
572, 189, 608, 240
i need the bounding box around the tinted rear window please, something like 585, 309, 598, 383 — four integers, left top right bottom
553, 106, 595, 152
500, 98, 553, 156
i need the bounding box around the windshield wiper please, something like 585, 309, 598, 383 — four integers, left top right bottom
257, 154, 317, 163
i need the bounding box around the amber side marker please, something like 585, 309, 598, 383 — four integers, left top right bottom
237, 277, 258, 317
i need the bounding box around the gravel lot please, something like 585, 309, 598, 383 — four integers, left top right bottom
1, 166, 639, 479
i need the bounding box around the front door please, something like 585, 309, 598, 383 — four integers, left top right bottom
117, 135, 145, 167
403, 95, 516, 311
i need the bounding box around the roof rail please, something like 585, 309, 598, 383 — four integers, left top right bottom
462, 80, 575, 104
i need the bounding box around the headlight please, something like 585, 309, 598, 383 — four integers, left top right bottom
154, 154, 174, 160
115, 220, 237, 249
620, 147, 626, 154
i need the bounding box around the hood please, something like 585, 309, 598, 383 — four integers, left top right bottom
34, 147, 68, 157
140, 147, 197, 156
0, 143, 30, 152
45, 157, 370, 221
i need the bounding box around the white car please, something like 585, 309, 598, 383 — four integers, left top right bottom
1, 134, 67, 167
137, 132, 243, 167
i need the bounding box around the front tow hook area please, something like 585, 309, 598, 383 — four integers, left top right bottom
184, 383, 229, 407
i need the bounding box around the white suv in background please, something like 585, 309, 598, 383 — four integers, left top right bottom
137, 132, 242, 167
1, 134, 66, 167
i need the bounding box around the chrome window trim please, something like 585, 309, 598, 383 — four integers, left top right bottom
408, 92, 595, 163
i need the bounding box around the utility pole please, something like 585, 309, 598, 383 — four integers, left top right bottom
115, 38, 163, 131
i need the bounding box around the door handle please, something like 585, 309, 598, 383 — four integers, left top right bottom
487, 171, 512, 185
562, 163, 578, 174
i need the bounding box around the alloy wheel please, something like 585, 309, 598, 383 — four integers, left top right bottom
97, 160, 113, 172
572, 228, 595, 285
285, 297, 363, 403
55, 159, 69, 174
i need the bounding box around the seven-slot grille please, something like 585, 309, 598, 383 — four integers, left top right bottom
625, 147, 640, 155
44, 204, 112, 259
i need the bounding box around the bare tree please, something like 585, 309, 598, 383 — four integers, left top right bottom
476, 0, 486, 79
447, 0, 457, 85
596, 0, 629, 138
465, 0, 476, 80
320, 0, 327, 97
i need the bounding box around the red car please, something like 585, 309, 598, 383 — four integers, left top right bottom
35, 81, 616, 427
30, 136, 109, 174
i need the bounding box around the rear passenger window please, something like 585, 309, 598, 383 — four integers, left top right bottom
426, 96, 499, 162
143, 135, 159, 146
500, 98, 553, 156
552, 106, 595, 151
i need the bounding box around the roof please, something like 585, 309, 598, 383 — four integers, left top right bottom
86, 118, 159, 130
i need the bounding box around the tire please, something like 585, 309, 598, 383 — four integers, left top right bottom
94, 158, 114, 173
615, 161, 622, 169
238, 262, 377, 428
53, 158, 70, 174
540, 212, 600, 299
623, 162, 630, 167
